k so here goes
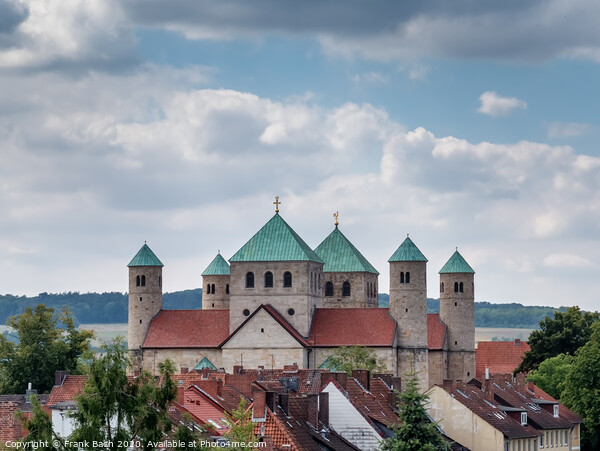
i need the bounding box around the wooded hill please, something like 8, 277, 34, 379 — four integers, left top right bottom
0, 290, 568, 329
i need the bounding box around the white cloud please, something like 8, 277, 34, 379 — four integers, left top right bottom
352, 72, 390, 85
477, 91, 527, 117
544, 253, 593, 268
547, 122, 593, 139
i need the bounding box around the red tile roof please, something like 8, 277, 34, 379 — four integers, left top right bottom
47, 375, 87, 406
475, 340, 530, 379
309, 308, 396, 347
143, 309, 229, 348
427, 314, 446, 350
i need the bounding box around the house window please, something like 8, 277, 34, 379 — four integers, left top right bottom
246, 272, 254, 288
325, 282, 334, 296
342, 281, 351, 297
141, 275, 146, 287
540, 433, 544, 447
264, 271, 273, 288
136, 275, 140, 287
400, 272, 405, 283
520, 412, 527, 425
553, 404, 559, 418
283, 271, 292, 287
406, 272, 410, 283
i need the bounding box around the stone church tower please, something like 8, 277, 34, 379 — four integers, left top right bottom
388, 236, 429, 387
128, 243, 163, 368
201, 252, 231, 310
439, 250, 475, 381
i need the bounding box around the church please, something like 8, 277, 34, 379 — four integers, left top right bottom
127, 198, 476, 389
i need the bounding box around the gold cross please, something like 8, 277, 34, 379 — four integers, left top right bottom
273, 196, 281, 213
333, 211, 339, 226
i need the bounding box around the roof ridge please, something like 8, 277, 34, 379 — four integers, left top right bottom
315, 227, 379, 274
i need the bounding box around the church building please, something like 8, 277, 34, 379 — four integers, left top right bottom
127, 199, 476, 389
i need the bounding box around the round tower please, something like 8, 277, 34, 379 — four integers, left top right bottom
439, 249, 475, 381
389, 236, 429, 385
201, 252, 231, 310
127, 243, 163, 353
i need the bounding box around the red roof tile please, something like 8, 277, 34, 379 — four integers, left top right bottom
427, 314, 446, 350
143, 309, 229, 348
475, 340, 531, 379
309, 308, 396, 347
47, 375, 87, 406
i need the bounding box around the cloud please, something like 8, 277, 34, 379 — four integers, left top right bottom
546, 122, 593, 139
477, 91, 527, 117
543, 253, 593, 268
352, 72, 390, 85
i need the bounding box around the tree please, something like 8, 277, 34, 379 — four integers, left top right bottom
561, 322, 600, 450
325, 345, 386, 376
0, 304, 94, 394
18, 395, 61, 449
380, 372, 449, 451
69, 340, 177, 450
516, 306, 599, 373
526, 353, 574, 399
222, 398, 256, 450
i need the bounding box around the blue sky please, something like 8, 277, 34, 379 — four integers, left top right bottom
1, 0, 600, 311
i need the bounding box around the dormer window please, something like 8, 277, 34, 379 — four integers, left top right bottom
521, 412, 527, 425
553, 404, 559, 418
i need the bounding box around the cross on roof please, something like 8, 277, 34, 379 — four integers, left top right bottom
273, 196, 281, 213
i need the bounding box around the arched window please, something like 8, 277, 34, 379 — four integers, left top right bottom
440, 282, 444, 293
325, 281, 334, 296
454, 282, 459, 293
211, 283, 215, 294
342, 281, 351, 297
141, 275, 146, 286
246, 272, 254, 288
405, 272, 410, 284
159, 276, 162, 287
283, 271, 292, 287
226, 284, 230, 294
400, 272, 405, 284
206, 284, 211, 294
459, 282, 464, 293
264, 271, 273, 288
136, 275, 140, 287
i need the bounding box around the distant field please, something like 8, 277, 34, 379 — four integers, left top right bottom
80, 323, 128, 347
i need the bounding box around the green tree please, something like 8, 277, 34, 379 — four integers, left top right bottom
326, 345, 386, 375
526, 353, 574, 399
0, 304, 94, 394
561, 322, 600, 450
516, 306, 599, 373
69, 340, 177, 450
380, 372, 449, 451
18, 395, 63, 449
223, 398, 256, 450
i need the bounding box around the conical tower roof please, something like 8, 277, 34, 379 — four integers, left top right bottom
439, 250, 475, 274
314, 226, 379, 274
202, 252, 230, 276
388, 236, 428, 262
127, 243, 163, 267
229, 213, 323, 263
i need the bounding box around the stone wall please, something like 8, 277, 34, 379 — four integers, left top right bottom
128, 266, 162, 351
439, 272, 475, 353
202, 274, 230, 310
322, 271, 378, 308
397, 348, 429, 390
141, 348, 223, 374
427, 349, 448, 388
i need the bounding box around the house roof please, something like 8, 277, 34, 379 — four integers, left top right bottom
439, 250, 474, 274
345, 377, 398, 429
47, 375, 87, 407
524, 383, 583, 424
127, 243, 163, 267
475, 340, 531, 379
427, 314, 447, 350
388, 236, 428, 262
309, 308, 396, 347
201, 253, 230, 276
229, 213, 323, 263
314, 226, 379, 274
143, 309, 230, 348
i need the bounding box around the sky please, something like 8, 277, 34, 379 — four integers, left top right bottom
1, 0, 599, 310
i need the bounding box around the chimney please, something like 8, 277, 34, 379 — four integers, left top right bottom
176, 386, 184, 405
390, 376, 402, 392
180, 367, 188, 375
387, 390, 398, 410
318, 392, 329, 429
251, 384, 266, 421
352, 369, 370, 391
265, 392, 276, 413
515, 338, 521, 345
233, 365, 243, 375
306, 394, 319, 429
279, 392, 290, 416
55, 370, 68, 386
515, 372, 526, 395
527, 381, 535, 393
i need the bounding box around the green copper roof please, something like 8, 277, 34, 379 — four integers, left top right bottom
201, 253, 230, 276
388, 236, 428, 262
229, 213, 324, 263
127, 244, 163, 267
439, 250, 475, 274
193, 357, 217, 370
314, 226, 379, 274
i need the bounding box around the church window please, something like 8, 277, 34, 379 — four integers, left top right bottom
206, 284, 211, 294
283, 271, 292, 287
459, 282, 464, 292
159, 276, 162, 287
406, 272, 410, 283
265, 271, 273, 288
136, 275, 140, 287
226, 284, 230, 294
212, 303, 214, 307
405, 308, 408, 313
325, 281, 334, 296
342, 281, 351, 297
139, 297, 142, 302
260, 328, 264, 333
211, 283, 215, 294
139, 319, 142, 324
141, 275, 146, 287
243, 309, 250, 316
440, 282, 444, 293
318, 273, 321, 289
400, 272, 405, 283
288, 308, 295, 316
454, 282, 459, 292
455, 341, 458, 345
455, 302, 457, 306
246, 272, 254, 288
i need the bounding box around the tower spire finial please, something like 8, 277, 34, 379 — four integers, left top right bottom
333, 211, 339, 226
273, 196, 281, 213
